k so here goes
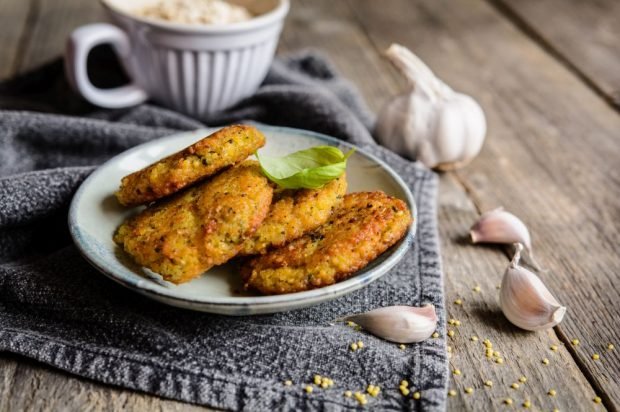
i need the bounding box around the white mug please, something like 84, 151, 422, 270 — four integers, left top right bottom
65, 0, 289, 118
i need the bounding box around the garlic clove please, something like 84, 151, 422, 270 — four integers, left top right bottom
343, 305, 438, 343
470, 208, 531, 251
500, 244, 566, 331
470, 208, 542, 269
433, 95, 487, 171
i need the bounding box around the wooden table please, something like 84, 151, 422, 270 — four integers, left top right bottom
1, 0, 619, 410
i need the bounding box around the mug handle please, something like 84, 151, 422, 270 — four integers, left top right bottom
65, 23, 148, 108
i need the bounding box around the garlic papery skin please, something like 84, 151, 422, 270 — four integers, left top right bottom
343, 305, 438, 343
470, 207, 532, 252
500, 244, 566, 331
375, 44, 486, 171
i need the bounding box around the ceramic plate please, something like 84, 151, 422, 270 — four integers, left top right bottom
69, 126, 416, 315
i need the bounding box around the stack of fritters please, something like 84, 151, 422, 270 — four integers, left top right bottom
114, 125, 412, 293
114, 160, 273, 284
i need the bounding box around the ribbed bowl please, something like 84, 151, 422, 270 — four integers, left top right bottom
103, 0, 288, 118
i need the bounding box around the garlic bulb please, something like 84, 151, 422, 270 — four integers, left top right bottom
343, 305, 438, 343
376, 44, 486, 171
500, 244, 566, 331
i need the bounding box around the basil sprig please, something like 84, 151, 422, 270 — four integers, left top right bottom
256, 146, 354, 189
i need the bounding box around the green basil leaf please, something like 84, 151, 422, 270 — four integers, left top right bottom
256, 146, 354, 189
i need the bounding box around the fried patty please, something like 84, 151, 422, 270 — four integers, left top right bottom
116, 125, 266, 206
114, 161, 273, 284
239, 173, 347, 256
241, 191, 412, 295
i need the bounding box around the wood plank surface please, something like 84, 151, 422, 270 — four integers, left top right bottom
279, 0, 400, 112
495, 0, 620, 109
1, 0, 619, 410
0, 354, 212, 412
16, 0, 104, 73
347, 0, 620, 409
437, 174, 598, 411
0, 0, 31, 79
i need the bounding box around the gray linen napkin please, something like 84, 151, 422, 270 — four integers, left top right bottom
0, 51, 447, 411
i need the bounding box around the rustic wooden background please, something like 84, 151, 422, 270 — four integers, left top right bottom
1, 0, 619, 410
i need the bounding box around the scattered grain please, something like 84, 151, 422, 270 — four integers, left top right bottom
354, 391, 367, 405
366, 384, 380, 397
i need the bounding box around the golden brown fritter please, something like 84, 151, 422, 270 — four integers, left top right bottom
239, 173, 347, 256
241, 191, 413, 295
114, 161, 273, 284
116, 125, 266, 206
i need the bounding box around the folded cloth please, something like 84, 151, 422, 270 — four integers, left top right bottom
0, 51, 447, 411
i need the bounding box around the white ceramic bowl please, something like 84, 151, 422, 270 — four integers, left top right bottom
65, 0, 289, 117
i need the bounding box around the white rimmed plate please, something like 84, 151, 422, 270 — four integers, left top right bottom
69, 126, 416, 315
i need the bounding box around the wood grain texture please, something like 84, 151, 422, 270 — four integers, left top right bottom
438, 174, 597, 411
0, 0, 31, 79
0, 354, 214, 412
495, 0, 620, 109
1, 0, 619, 410
16, 0, 104, 73
279, 0, 399, 112
347, 0, 620, 408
